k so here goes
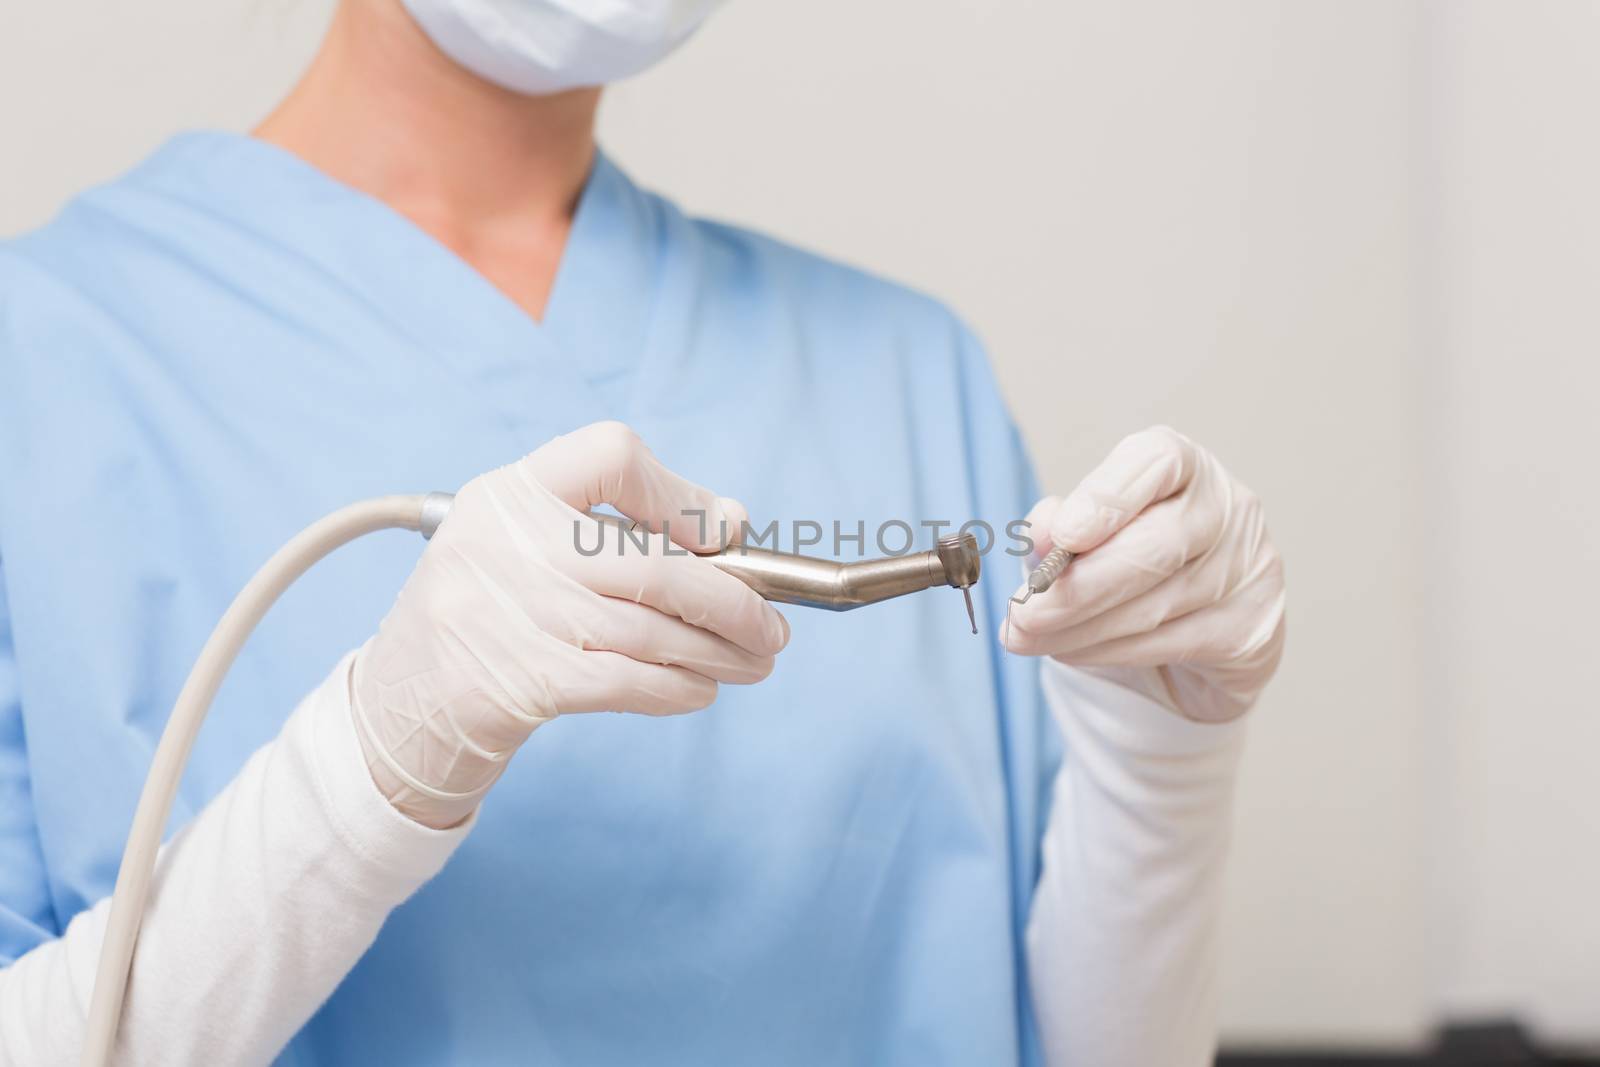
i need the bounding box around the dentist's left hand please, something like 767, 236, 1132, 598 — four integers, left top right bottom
1003, 426, 1286, 724
351, 421, 790, 829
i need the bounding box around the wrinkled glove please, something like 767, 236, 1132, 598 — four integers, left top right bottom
1004, 426, 1286, 723
351, 421, 790, 828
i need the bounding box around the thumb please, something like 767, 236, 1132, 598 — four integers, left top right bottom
522, 421, 742, 552
1050, 426, 1198, 554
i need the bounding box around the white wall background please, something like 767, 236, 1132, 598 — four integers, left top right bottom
2, 0, 1595, 1050
1419, 0, 1600, 1041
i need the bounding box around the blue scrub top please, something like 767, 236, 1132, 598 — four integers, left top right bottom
0, 134, 1060, 1065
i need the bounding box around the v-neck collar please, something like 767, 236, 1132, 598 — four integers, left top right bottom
540, 151, 664, 391
126, 131, 665, 413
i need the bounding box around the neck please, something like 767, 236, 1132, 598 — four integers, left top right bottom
256, 0, 600, 319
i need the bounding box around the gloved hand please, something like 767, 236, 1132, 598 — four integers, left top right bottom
1003, 426, 1286, 723
351, 421, 790, 828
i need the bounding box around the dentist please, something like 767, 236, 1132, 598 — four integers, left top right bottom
0, 1, 1285, 1063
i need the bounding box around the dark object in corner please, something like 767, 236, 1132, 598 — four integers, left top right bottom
1217, 1020, 1600, 1066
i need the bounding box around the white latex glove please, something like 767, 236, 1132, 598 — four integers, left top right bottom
351, 421, 790, 828
1003, 426, 1286, 723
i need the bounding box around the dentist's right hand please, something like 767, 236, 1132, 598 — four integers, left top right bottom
350, 421, 789, 829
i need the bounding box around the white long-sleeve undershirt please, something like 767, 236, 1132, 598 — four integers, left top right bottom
1028, 660, 1248, 1066
0, 654, 471, 1066
0, 655, 1245, 1066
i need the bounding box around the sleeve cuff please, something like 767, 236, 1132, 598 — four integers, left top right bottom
286, 652, 474, 901
1042, 657, 1250, 761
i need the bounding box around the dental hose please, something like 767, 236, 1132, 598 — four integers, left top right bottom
80, 494, 450, 1067
79, 491, 978, 1064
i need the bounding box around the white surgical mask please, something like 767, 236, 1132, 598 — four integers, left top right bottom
402, 0, 726, 96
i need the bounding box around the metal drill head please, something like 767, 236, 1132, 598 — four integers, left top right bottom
935, 534, 982, 635
935, 533, 982, 590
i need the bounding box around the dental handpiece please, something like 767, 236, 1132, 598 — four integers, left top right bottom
588, 511, 984, 632
425, 497, 983, 629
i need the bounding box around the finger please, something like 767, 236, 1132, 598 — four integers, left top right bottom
522, 421, 744, 551
1004, 527, 1244, 657
1010, 481, 1225, 634
473, 472, 788, 658
557, 596, 776, 685
1049, 556, 1286, 671
552, 649, 721, 717
569, 525, 790, 658
1047, 426, 1199, 555
1017, 495, 1063, 567
1042, 558, 1284, 726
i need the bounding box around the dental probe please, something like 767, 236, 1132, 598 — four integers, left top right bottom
1005, 543, 1075, 644
1012, 543, 1074, 607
